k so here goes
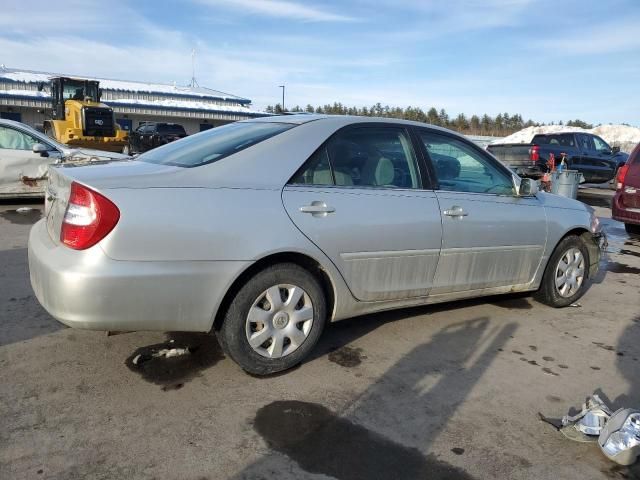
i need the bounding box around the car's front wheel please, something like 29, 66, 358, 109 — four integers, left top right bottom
218, 263, 326, 375
535, 235, 590, 308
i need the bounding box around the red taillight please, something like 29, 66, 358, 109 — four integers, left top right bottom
529, 145, 540, 162
616, 164, 629, 191
61, 182, 120, 250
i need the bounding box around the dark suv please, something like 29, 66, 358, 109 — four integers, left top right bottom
127, 122, 187, 154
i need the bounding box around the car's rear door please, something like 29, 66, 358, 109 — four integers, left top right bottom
415, 128, 547, 295
282, 124, 443, 302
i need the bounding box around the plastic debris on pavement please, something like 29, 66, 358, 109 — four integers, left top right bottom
560, 395, 612, 442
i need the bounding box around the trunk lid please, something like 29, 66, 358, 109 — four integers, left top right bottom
621, 148, 640, 210
44, 159, 181, 244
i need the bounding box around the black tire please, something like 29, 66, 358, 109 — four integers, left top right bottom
218, 263, 326, 375
534, 235, 590, 308
625, 223, 640, 236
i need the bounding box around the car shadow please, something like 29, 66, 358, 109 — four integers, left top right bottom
234, 316, 518, 479
0, 248, 64, 347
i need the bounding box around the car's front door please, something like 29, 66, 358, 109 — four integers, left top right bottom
282, 125, 443, 302
0, 125, 59, 196
416, 129, 547, 295
575, 133, 615, 183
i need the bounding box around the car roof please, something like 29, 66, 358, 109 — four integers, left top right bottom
244, 113, 459, 134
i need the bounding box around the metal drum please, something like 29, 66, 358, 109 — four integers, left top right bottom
551, 170, 582, 199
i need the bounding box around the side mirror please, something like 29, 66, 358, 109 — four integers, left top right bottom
612, 146, 620, 154
32, 143, 50, 157
519, 178, 539, 196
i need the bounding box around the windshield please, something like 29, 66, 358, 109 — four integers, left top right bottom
62, 81, 99, 102
157, 124, 186, 135
138, 121, 293, 167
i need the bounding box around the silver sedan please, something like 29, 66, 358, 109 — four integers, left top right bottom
28, 115, 605, 374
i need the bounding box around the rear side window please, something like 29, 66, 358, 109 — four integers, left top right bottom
290, 126, 421, 189
138, 122, 294, 167
533, 135, 549, 145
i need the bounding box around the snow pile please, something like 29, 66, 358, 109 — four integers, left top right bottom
492, 125, 640, 153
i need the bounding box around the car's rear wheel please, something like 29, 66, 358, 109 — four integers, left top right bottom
218, 263, 326, 375
535, 235, 590, 308
625, 223, 640, 236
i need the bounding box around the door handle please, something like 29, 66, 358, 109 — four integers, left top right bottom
443, 206, 468, 217
300, 201, 335, 216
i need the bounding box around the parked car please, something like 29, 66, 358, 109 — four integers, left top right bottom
612, 143, 640, 236
28, 115, 605, 375
487, 132, 628, 184
0, 119, 129, 198
126, 122, 187, 155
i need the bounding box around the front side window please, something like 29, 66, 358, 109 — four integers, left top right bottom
592, 136, 611, 152
138, 121, 294, 168
419, 131, 514, 195
577, 134, 594, 152
0, 126, 39, 151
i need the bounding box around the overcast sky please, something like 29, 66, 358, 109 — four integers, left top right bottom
1, 0, 639, 124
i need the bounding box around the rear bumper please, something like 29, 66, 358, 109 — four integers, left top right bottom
612, 192, 640, 225
28, 220, 250, 332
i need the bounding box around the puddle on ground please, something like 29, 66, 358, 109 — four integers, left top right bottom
558, 364, 569, 369
0, 208, 42, 225
328, 346, 367, 368
593, 342, 616, 352
529, 345, 538, 352
512, 350, 524, 355
542, 367, 559, 377
542, 356, 555, 362
253, 400, 477, 480
451, 447, 465, 455
125, 332, 224, 390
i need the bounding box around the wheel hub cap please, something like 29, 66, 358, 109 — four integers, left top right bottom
554, 247, 585, 298
273, 312, 289, 329
245, 284, 314, 359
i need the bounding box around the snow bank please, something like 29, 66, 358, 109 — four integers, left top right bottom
492, 125, 640, 153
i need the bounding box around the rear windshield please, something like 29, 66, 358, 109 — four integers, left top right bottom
138, 121, 293, 167
157, 124, 186, 135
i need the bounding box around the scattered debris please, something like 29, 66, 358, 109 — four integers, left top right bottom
15, 207, 33, 213
561, 395, 612, 441
154, 347, 190, 359
541, 393, 640, 466
569, 303, 582, 308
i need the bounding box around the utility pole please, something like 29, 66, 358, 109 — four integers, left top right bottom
279, 85, 285, 112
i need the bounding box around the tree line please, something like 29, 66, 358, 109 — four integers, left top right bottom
264, 102, 593, 137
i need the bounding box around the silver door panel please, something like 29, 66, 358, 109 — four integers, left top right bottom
282, 186, 443, 302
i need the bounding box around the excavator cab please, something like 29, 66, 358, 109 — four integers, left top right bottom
44, 76, 128, 152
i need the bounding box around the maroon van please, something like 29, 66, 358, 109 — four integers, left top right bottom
613, 143, 640, 235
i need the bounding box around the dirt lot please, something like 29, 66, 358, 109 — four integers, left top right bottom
1, 188, 639, 480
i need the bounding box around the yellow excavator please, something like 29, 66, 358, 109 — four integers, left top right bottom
42, 76, 128, 153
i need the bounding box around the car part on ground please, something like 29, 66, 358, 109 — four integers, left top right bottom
599, 409, 640, 466
560, 395, 613, 441
542, 394, 640, 466
28, 115, 605, 375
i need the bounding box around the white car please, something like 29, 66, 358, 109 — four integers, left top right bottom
0, 119, 129, 198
